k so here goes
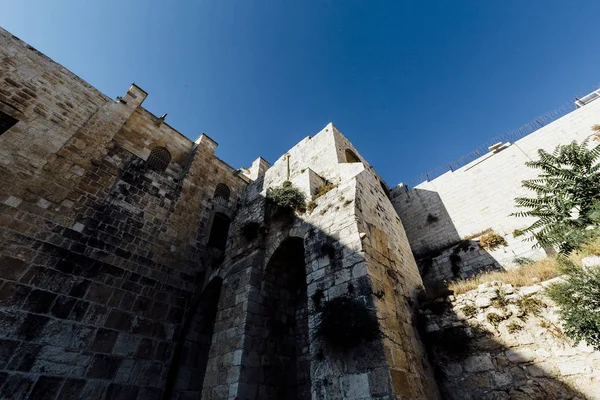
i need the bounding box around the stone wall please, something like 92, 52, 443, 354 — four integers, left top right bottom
201, 125, 440, 399
421, 279, 600, 399
391, 98, 600, 279
0, 27, 251, 399
417, 236, 509, 286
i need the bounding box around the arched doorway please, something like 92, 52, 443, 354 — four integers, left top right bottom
262, 237, 311, 399
163, 277, 222, 399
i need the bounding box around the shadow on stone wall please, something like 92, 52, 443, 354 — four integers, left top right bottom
403, 188, 502, 294
187, 178, 444, 400
165, 183, 596, 400
417, 279, 596, 400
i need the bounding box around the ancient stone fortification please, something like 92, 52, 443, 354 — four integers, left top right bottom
422, 280, 600, 399
2, 26, 600, 400
0, 28, 439, 399
391, 97, 600, 283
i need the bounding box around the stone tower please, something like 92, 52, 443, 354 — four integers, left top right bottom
201, 124, 440, 399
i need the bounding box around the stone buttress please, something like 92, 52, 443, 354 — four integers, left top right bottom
202, 124, 440, 400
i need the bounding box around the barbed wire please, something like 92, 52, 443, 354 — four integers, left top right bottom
402, 84, 600, 189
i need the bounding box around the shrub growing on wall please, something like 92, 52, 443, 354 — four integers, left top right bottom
316, 296, 380, 350
512, 139, 600, 253
547, 258, 600, 351
266, 181, 306, 213
479, 230, 507, 250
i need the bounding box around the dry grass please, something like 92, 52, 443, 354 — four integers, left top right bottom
593, 124, 600, 142
479, 230, 508, 250
462, 228, 493, 241
577, 236, 600, 257
448, 234, 600, 295
448, 257, 560, 295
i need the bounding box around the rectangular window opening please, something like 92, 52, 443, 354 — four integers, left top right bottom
0, 110, 18, 135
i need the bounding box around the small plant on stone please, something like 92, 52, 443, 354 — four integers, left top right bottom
515, 295, 545, 317
513, 257, 534, 266
486, 312, 506, 327
479, 230, 508, 251
316, 296, 381, 350
593, 124, 600, 142
306, 200, 317, 214
426, 213, 439, 224
461, 304, 477, 318
539, 319, 566, 340
312, 181, 338, 201
491, 289, 509, 309
513, 228, 525, 238
462, 228, 493, 241
506, 321, 523, 334
319, 205, 331, 215
343, 199, 353, 207
266, 183, 306, 213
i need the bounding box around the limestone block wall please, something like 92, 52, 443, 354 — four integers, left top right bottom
353, 166, 440, 399
0, 28, 250, 400
201, 125, 440, 399
421, 239, 501, 284
391, 98, 600, 277
421, 280, 600, 399
0, 28, 111, 174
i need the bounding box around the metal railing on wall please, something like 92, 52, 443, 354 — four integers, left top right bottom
402, 84, 600, 189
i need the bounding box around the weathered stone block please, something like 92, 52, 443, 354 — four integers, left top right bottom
29, 376, 64, 399
86, 354, 123, 379
0, 373, 34, 399
505, 348, 535, 363
464, 354, 494, 372
105, 309, 134, 331
90, 328, 119, 353
0, 256, 28, 280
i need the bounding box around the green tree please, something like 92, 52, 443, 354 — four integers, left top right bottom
547, 258, 600, 351
512, 139, 600, 253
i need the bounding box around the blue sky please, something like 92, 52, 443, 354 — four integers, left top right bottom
2, 1, 599, 185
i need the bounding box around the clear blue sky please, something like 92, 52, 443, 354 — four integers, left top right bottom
2, 1, 599, 185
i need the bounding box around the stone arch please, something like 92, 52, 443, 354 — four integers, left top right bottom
163, 276, 223, 399
146, 146, 171, 171
264, 224, 310, 267
344, 148, 361, 163
261, 237, 311, 399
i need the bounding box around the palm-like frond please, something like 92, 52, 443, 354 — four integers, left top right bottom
513, 139, 600, 254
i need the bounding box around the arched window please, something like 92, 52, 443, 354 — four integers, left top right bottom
344, 149, 361, 163
147, 147, 171, 171
208, 213, 231, 250
213, 183, 230, 204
